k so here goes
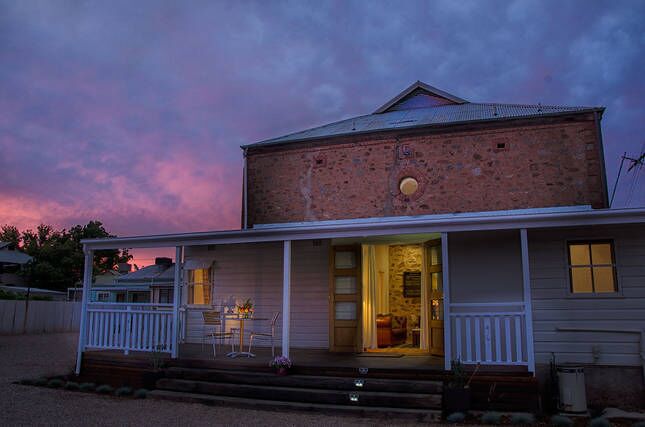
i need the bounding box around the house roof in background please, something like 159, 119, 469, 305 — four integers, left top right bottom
115, 263, 175, 283
0, 249, 32, 265
0, 241, 11, 250
243, 80, 603, 149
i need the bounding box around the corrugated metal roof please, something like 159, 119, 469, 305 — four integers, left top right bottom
115, 263, 174, 283
0, 249, 32, 265
244, 102, 602, 149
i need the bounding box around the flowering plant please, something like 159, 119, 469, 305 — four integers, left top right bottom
269, 355, 292, 370
236, 298, 254, 318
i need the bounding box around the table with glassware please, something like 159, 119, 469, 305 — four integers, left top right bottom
224, 313, 267, 358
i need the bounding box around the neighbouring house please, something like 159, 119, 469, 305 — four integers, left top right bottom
0, 241, 32, 286
68, 262, 157, 303
75, 81, 645, 408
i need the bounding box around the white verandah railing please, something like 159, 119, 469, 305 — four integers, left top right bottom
449, 302, 528, 366
85, 303, 174, 354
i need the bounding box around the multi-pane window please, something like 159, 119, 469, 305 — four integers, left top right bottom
568, 241, 617, 293
187, 268, 212, 305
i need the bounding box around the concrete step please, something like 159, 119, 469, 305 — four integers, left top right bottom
164, 366, 443, 393
156, 378, 442, 409
150, 389, 441, 422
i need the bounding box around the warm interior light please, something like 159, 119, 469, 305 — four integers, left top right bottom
399, 176, 419, 196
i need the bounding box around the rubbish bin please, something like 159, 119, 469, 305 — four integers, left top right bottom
557, 365, 587, 413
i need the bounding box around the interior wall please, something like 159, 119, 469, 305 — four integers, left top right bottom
388, 244, 422, 342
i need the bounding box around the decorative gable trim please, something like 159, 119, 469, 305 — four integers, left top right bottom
373, 80, 468, 114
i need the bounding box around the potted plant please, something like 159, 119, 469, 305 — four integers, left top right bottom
236, 298, 254, 318
269, 355, 292, 376
444, 360, 477, 414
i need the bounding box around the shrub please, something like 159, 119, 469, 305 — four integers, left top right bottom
47, 379, 64, 388
33, 378, 48, 386
632, 422, 645, 427
511, 413, 536, 425
64, 382, 80, 391
446, 412, 466, 423
589, 418, 611, 427
115, 386, 133, 397
18, 378, 33, 385
79, 382, 95, 392
134, 388, 149, 399
96, 384, 114, 394
551, 415, 574, 427
481, 411, 503, 425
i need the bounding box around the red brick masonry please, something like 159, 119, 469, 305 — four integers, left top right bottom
246, 114, 606, 226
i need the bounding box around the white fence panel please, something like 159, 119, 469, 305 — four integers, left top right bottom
0, 300, 81, 334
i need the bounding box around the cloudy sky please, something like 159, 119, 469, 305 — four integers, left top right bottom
1, 0, 644, 263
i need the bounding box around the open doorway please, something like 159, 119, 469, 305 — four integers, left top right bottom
357, 235, 443, 356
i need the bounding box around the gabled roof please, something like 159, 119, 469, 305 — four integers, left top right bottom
244, 102, 603, 149
0, 249, 32, 265
243, 80, 603, 149
373, 80, 467, 113
115, 263, 174, 283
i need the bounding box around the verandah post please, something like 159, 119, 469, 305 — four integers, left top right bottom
282, 240, 291, 358
441, 232, 452, 370
75, 248, 93, 375
171, 245, 183, 358
520, 228, 536, 373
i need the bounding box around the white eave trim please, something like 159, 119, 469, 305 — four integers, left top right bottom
81, 207, 645, 250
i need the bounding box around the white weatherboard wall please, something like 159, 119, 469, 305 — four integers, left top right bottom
183, 239, 330, 348
449, 230, 524, 304
529, 224, 645, 366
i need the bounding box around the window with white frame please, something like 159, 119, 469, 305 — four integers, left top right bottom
187, 268, 212, 305
567, 240, 617, 294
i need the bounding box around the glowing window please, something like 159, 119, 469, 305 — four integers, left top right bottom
568, 241, 617, 293
399, 177, 419, 196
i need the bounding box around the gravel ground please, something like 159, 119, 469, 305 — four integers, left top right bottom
0, 333, 442, 426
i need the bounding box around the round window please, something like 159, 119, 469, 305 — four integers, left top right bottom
399, 176, 419, 196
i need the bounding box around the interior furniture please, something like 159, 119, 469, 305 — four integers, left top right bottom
412, 327, 421, 347
248, 312, 281, 357
376, 314, 408, 347
202, 311, 237, 357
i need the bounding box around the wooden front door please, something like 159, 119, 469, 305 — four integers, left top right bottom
329, 245, 362, 352
426, 239, 444, 356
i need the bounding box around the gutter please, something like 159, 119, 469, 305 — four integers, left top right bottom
556, 326, 645, 385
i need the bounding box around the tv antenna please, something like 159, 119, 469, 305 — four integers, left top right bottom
609, 147, 645, 207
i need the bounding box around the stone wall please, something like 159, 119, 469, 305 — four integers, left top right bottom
388, 244, 422, 342
246, 114, 606, 226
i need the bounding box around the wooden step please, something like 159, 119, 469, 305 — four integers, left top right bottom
150, 389, 441, 421
156, 378, 442, 409
164, 367, 443, 394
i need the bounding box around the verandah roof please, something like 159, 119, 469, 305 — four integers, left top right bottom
80, 205, 645, 250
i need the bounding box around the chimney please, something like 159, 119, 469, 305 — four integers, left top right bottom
155, 257, 173, 267
117, 263, 132, 274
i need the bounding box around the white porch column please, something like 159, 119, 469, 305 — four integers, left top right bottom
75, 248, 93, 375
441, 232, 452, 370
171, 246, 183, 358
282, 240, 291, 358
520, 228, 536, 373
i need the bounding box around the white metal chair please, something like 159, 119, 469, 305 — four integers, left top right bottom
202, 311, 236, 357
248, 312, 281, 357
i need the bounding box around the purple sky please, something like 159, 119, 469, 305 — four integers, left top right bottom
1, 0, 644, 261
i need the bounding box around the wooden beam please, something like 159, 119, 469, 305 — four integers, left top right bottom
171, 246, 183, 358
282, 240, 291, 358
441, 232, 451, 370
520, 229, 536, 373
75, 249, 93, 375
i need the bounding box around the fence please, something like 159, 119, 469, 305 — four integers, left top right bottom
0, 300, 82, 334
449, 302, 529, 366
84, 303, 175, 354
